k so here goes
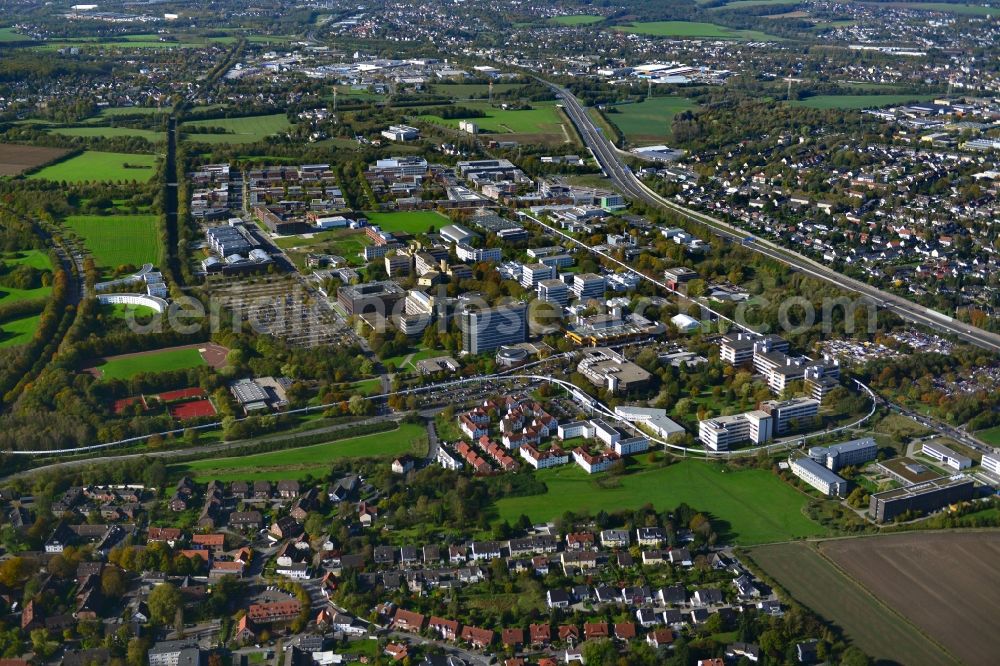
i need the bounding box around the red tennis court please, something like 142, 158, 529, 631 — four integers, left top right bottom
169, 399, 217, 419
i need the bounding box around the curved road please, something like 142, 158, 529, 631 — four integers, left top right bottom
545, 80, 1000, 354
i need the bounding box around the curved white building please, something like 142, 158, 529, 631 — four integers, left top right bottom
97, 293, 169, 314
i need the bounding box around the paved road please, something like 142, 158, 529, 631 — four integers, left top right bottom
544, 79, 1000, 354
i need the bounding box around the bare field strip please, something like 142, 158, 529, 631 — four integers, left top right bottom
821, 532, 1000, 666
749, 541, 956, 665
0, 144, 69, 176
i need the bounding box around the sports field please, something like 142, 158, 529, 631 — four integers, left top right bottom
418, 101, 566, 138
182, 114, 292, 144
750, 541, 957, 665
607, 97, 697, 143
975, 425, 1000, 445
0, 251, 53, 306
494, 459, 825, 545
365, 210, 452, 234
175, 422, 427, 481
63, 215, 162, 271
0, 314, 41, 348
550, 14, 605, 25
29, 151, 158, 183
94, 347, 207, 380
51, 126, 164, 142
789, 93, 936, 109
613, 21, 780, 40
0, 144, 69, 177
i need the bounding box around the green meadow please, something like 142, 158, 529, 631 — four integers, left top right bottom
63, 214, 162, 272
0, 314, 42, 348
0, 251, 53, 306
608, 97, 698, 143
613, 21, 781, 40
494, 459, 825, 545
789, 93, 937, 109
30, 151, 158, 183
182, 114, 292, 144
364, 210, 452, 234
418, 101, 565, 137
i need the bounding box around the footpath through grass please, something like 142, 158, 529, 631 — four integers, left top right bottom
494, 459, 825, 545
64, 214, 162, 273
174, 422, 427, 481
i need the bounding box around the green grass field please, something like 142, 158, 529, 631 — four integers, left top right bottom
364, 210, 452, 234
91, 107, 167, 119
175, 423, 426, 481
789, 93, 936, 109
495, 459, 825, 545
0, 314, 41, 348
607, 97, 697, 143
550, 14, 605, 25
749, 542, 954, 665
182, 114, 292, 144
51, 126, 163, 142
64, 214, 162, 272
274, 229, 371, 268
29, 151, 158, 183
613, 21, 781, 40
418, 101, 566, 137
431, 83, 527, 100
102, 303, 158, 320
0, 27, 30, 42
95, 347, 206, 380
975, 425, 1000, 446
865, 2, 999, 16
710, 0, 800, 8
0, 251, 53, 306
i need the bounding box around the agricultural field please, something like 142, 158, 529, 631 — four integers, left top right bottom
0, 144, 70, 177
749, 541, 955, 665
613, 21, 781, 40
364, 210, 451, 234
63, 214, 162, 273
182, 114, 292, 144
550, 14, 605, 25
606, 96, 698, 143
174, 423, 427, 481
975, 424, 1000, 446
0, 250, 53, 306
0, 314, 41, 348
29, 151, 158, 183
709, 0, 800, 8
50, 126, 164, 142
821, 532, 1000, 665
91, 347, 208, 380
88, 107, 167, 119
789, 93, 936, 109
494, 459, 825, 545
418, 101, 567, 141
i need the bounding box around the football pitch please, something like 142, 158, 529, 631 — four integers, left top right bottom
94, 347, 207, 380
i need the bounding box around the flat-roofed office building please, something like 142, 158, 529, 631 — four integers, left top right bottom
869, 474, 976, 523
790, 456, 848, 497
460, 303, 527, 354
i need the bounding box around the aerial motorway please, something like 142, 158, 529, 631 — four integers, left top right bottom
543, 79, 1000, 355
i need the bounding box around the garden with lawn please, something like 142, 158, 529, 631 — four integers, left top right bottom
29, 151, 158, 183
63, 214, 163, 274
494, 458, 825, 545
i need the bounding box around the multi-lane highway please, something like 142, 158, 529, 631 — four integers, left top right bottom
545, 80, 1000, 354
